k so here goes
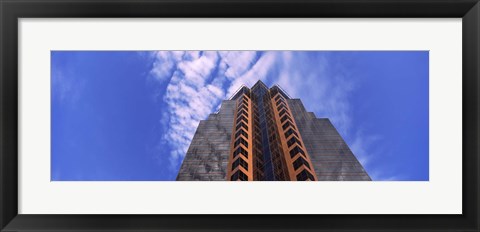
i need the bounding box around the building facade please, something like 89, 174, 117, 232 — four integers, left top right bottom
176, 80, 371, 181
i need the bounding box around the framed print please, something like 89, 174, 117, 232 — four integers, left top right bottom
1, 0, 479, 231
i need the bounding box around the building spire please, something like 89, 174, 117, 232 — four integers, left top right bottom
251, 80, 268, 90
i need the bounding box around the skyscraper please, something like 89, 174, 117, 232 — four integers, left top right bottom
176, 80, 371, 181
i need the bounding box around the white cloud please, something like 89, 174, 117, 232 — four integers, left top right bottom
219, 51, 258, 79
51, 62, 86, 109
225, 52, 278, 97
348, 129, 402, 181
368, 169, 405, 181
150, 51, 184, 82
350, 131, 382, 168
151, 51, 259, 169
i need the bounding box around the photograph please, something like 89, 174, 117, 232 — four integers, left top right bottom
51, 50, 429, 181
2, 0, 478, 230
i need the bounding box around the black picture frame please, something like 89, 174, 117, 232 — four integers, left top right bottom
1, 0, 479, 231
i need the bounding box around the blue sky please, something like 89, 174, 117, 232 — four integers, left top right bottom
51, 51, 429, 181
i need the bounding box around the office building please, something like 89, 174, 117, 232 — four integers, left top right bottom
176, 80, 371, 181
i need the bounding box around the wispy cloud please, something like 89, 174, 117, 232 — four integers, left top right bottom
368, 169, 406, 181
349, 129, 384, 179
51, 58, 86, 109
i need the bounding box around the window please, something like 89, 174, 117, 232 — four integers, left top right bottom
254, 128, 260, 137
282, 121, 295, 130
265, 108, 271, 115
274, 94, 281, 101
254, 131, 261, 139
255, 140, 262, 149
231, 170, 248, 181
233, 146, 248, 159
238, 104, 248, 112
232, 157, 249, 171
284, 128, 299, 139
277, 103, 287, 112
236, 121, 248, 131
267, 118, 274, 126
293, 156, 311, 170
280, 114, 292, 124
237, 115, 248, 124
287, 136, 302, 147
276, 98, 285, 105
279, 109, 288, 117
289, 145, 305, 158
238, 102, 247, 110
242, 98, 248, 105
296, 169, 315, 181
234, 137, 248, 148
269, 134, 277, 142
256, 172, 264, 180
235, 129, 248, 139
238, 109, 248, 117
